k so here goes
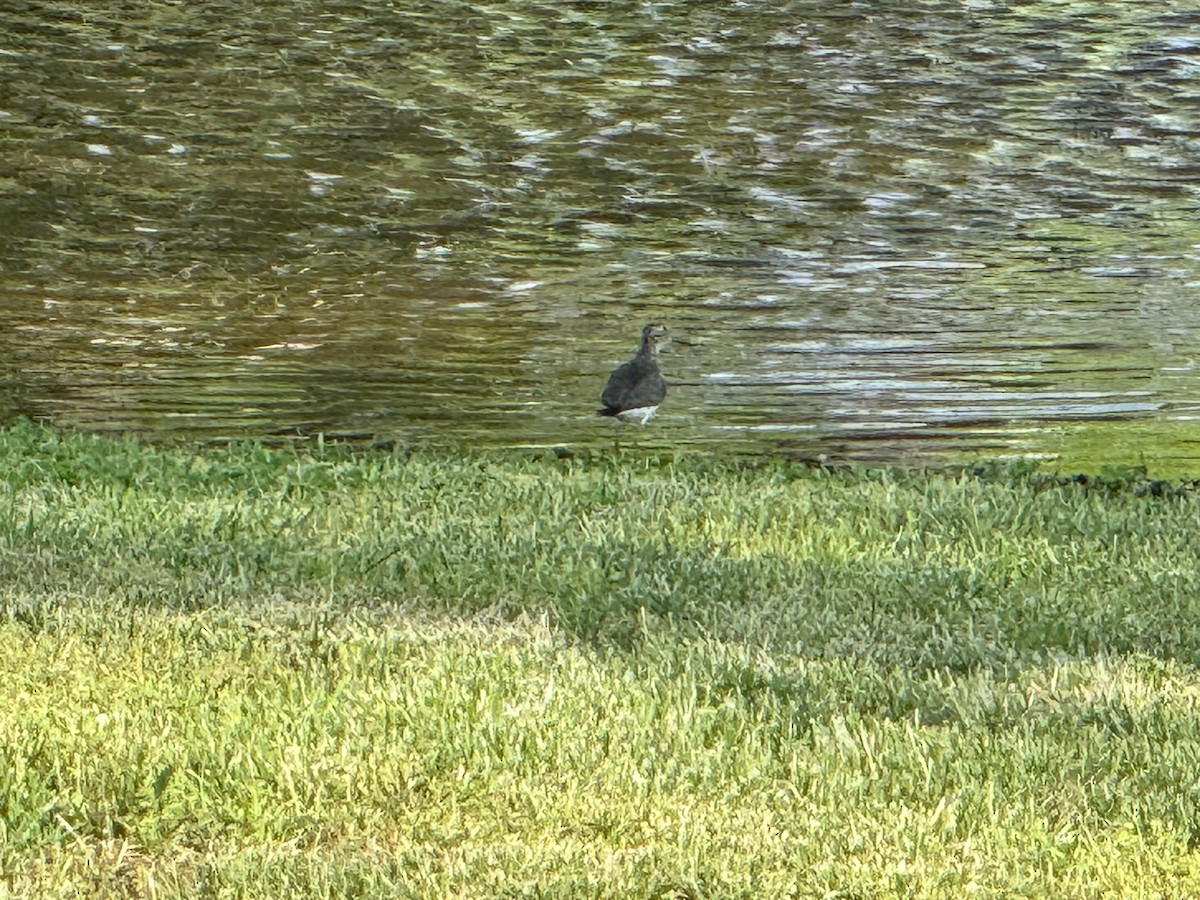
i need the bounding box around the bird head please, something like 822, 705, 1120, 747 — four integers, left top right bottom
641, 323, 671, 354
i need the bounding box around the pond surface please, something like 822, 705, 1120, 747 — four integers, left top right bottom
3, 1, 1200, 466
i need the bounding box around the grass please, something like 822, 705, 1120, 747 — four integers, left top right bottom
3, 420, 1200, 897
1041, 419, 1200, 481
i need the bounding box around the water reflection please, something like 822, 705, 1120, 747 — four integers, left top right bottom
2, 1, 1199, 464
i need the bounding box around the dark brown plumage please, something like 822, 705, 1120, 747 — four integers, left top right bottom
599, 323, 669, 425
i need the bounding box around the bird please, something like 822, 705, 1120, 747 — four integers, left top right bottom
598, 323, 669, 425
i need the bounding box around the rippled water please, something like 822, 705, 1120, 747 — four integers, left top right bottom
3, 1, 1200, 464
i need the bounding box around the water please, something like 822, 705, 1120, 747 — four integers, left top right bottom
3, 1, 1200, 464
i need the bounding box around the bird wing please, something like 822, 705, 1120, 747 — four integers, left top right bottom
600, 361, 638, 409
619, 371, 667, 410
601, 360, 666, 410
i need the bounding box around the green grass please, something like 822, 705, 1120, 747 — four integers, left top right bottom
3, 420, 1200, 897
1040, 419, 1200, 481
